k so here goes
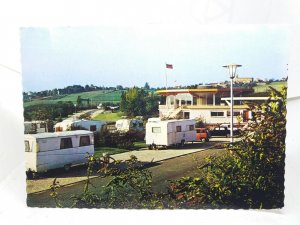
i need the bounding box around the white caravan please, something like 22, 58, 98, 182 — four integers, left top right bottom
145, 119, 196, 149
54, 119, 106, 132
115, 119, 144, 132
24, 130, 94, 177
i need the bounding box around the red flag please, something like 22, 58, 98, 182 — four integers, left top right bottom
166, 64, 173, 69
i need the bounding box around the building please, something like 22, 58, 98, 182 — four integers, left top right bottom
233, 75, 254, 84
157, 86, 256, 125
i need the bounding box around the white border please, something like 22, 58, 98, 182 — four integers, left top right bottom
0, 1, 300, 225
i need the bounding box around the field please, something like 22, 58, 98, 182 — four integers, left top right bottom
253, 81, 287, 93
92, 112, 124, 121
24, 90, 123, 107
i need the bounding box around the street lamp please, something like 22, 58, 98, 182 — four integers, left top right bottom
74, 103, 77, 114
223, 64, 242, 143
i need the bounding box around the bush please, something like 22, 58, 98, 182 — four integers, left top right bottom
99, 130, 138, 149
50, 155, 169, 208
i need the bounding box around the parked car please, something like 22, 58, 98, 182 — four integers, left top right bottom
210, 127, 240, 137
196, 128, 210, 142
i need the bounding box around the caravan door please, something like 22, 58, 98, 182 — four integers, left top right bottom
167, 122, 176, 146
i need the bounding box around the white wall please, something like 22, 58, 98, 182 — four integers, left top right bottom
187, 109, 240, 124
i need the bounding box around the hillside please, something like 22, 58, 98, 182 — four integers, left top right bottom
24, 90, 123, 107
253, 81, 287, 93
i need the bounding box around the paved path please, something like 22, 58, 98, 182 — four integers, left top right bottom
113, 148, 206, 163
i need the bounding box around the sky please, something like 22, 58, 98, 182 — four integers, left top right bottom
20, 25, 289, 92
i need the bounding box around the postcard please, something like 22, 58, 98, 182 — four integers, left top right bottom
21, 25, 288, 209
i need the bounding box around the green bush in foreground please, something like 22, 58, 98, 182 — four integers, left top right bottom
50, 155, 172, 208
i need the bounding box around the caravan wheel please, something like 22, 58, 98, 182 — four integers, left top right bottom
64, 164, 72, 172
180, 140, 185, 147
26, 171, 38, 179
149, 144, 156, 150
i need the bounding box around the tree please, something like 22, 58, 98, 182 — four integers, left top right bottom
120, 87, 159, 117
144, 82, 150, 90
76, 96, 82, 107
169, 87, 287, 209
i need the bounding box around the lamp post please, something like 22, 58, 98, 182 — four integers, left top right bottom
74, 103, 77, 114
223, 64, 242, 143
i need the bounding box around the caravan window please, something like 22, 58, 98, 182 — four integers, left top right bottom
90, 125, 97, 131
176, 126, 182, 132
24, 141, 31, 152
80, 136, 91, 146
152, 127, 161, 133
60, 138, 73, 149
187, 125, 194, 131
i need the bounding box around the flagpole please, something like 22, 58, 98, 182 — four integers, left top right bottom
165, 62, 168, 91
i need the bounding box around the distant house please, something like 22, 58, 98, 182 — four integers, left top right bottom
234, 75, 254, 84
54, 119, 106, 132
156, 86, 262, 125
207, 82, 227, 88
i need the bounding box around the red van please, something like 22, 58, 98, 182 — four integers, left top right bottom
196, 128, 210, 142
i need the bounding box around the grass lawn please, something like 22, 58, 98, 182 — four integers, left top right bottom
254, 81, 287, 93
92, 112, 124, 121
94, 141, 148, 158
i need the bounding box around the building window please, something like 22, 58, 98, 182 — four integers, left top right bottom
80, 136, 90, 146
211, 111, 224, 117
215, 97, 221, 105
25, 141, 31, 152
152, 127, 161, 133
39, 123, 46, 128
207, 97, 213, 105
193, 97, 197, 105
184, 112, 190, 119
176, 126, 182, 132
60, 138, 73, 149
227, 111, 241, 117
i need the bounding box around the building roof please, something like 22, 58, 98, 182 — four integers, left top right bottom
25, 130, 93, 139
147, 118, 195, 124
156, 87, 253, 96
